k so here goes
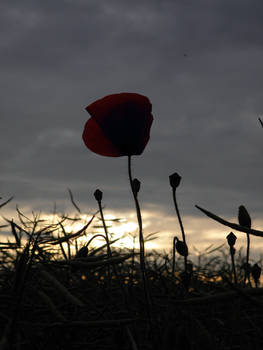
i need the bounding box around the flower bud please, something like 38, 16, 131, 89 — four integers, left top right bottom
169, 173, 181, 189
226, 232, 237, 247
132, 178, 141, 194
175, 237, 188, 257
238, 205, 251, 229
94, 189, 103, 202
252, 263, 261, 284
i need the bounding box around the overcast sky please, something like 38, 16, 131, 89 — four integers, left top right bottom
1, 0, 262, 253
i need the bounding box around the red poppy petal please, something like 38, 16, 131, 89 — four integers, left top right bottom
139, 112, 154, 152
85, 93, 153, 155
82, 118, 121, 157
85, 93, 152, 124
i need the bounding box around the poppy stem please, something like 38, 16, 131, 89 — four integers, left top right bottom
230, 247, 237, 285
172, 188, 188, 273
127, 156, 152, 319
244, 232, 251, 287
97, 200, 113, 282
97, 201, 112, 259
172, 236, 176, 278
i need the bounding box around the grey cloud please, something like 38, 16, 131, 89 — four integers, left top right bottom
0, 0, 262, 230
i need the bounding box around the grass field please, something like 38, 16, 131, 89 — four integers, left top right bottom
0, 202, 262, 350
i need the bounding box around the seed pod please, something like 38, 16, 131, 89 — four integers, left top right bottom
238, 205, 251, 228
175, 237, 188, 257
252, 263, 261, 284
132, 178, 141, 194
169, 173, 182, 189
226, 232, 237, 247
94, 189, 103, 202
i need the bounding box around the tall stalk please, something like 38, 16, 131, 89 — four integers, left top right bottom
238, 205, 251, 286
94, 190, 112, 260
94, 189, 116, 285
127, 156, 151, 319
230, 247, 237, 285
169, 173, 188, 273
227, 232, 237, 285
245, 232, 250, 285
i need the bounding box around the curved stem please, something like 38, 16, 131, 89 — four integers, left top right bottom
128, 156, 145, 265
172, 188, 187, 273
86, 234, 108, 249
96, 201, 117, 284
98, 201, 112, 259
127, 156, 151, 318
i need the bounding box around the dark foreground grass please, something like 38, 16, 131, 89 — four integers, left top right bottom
0, 209, 263, 350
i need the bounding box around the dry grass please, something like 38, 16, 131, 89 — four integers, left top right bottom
0, 203, 262, 350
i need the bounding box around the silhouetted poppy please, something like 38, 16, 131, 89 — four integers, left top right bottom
82, 93, 153, 157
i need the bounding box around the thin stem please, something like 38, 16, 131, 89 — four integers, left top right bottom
246, 233, 250, 266
130, 235, 136, 286
98, 201, 112, 259
172, 188, 187, 273
172, 237, 176, 278
127, 156, 145, 269
96, 201, 115, 284
127, 156, 151, 319
230, 248, 237, 285
195, 205, 263, 238
244, 232, 251, 286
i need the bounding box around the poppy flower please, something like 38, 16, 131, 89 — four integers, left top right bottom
82, 93, 153, 157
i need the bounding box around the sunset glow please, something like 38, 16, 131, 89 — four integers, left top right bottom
1, 207, 263, 259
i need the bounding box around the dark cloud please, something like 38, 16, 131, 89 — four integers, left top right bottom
0, 0, 262, 235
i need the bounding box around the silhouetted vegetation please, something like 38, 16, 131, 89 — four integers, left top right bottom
1, 101, 262, 349
0, 197, 262, 350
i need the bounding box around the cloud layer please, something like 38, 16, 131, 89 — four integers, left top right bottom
1, 1, 262, 245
